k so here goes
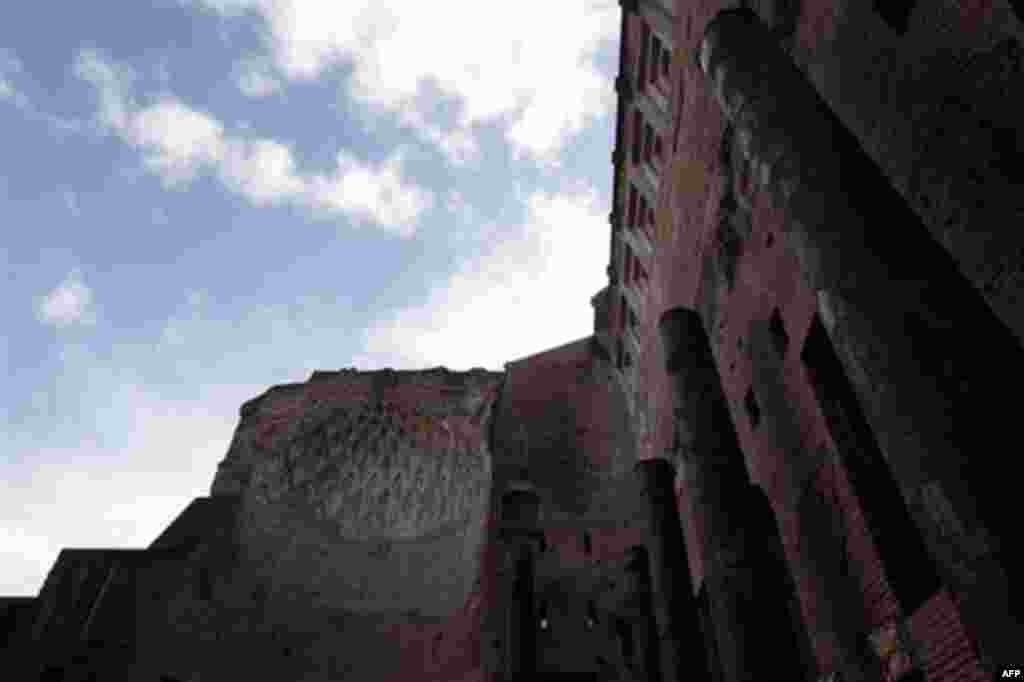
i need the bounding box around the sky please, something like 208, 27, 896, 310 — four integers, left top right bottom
1, 0, 619, 596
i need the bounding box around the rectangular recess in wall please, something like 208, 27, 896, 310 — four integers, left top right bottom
874, 0, 916, 34
801, 313, 941, 615
697, 585, 725, 682
638, 21, 651, 89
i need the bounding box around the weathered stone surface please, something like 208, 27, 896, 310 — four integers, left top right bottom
491, 337, 644, 521
211, 367, 503, 618
635, 457, 711, 682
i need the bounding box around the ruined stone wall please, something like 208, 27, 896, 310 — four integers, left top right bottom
209, 367, 502, 621
530, 524, 651, 676
492, 336, 643, 522
3, 466, 491, 675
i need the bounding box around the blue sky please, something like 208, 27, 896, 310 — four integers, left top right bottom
1, 0, 619, 595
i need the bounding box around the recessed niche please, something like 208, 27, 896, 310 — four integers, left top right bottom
800, 313, 941, 612
615, 618, 634, 663
769, 308, 789, 356
744, 388, 761, 428
198, 568, 212, 601
874, 0, 916, 34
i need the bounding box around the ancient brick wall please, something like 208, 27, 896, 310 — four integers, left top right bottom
208, 367, 502, 622
482, 336, 656, 677
491, 336, 643, 522
15, 500, 494, 681
615, 0, 1014, 678
531, 523, 650, 675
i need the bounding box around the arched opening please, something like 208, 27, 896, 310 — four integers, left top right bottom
501, 487, 540, 526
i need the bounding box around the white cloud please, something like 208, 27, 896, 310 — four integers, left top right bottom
74, 49, 432, 236
220, 137, 303, 201
353, 189, 608, 370
189, 0, 618, 161
0, 526, 60, 595
1, 376, 247, 595
306, 149, 433, 236
37, 270, 95, 328
128, 97, 227, 184
399, 105, 479, 166
235, 56, 282, 97
73, 48, 136, 131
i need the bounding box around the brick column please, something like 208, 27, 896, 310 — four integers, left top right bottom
658, 307, 811, 682
500, 487, 541, 677
699, 8, 1022, 670
635, 457, 711, 682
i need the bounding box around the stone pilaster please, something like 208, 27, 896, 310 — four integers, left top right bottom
635, 457, 711, 682
658, 307, 816, 682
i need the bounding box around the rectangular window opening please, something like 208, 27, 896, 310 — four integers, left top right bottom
744, 387, 761, 428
